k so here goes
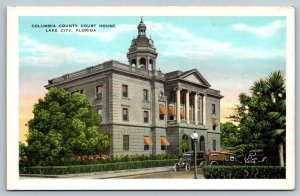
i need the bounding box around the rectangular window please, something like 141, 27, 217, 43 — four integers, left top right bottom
144, 136, 153, 151
122, 85, 128, 98
213, 140, 216, 151
96, 85, 103, 99
143, 89, 148, 101
143, 111, 149, 123
123, 135, 129, 151
144, 145, 149, 150
159, 114, 164, 120
212, 104, 216, 114
160, 136, 170, 151
122, 108, 129, 121
79, 89, 83, 94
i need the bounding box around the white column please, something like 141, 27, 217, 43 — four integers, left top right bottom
186, 91, 190, 124
203, 94, 206, 126
194, 93, 198, 125
176, 88, 181, 123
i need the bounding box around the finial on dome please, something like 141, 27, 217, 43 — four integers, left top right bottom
141, 16, 143, 23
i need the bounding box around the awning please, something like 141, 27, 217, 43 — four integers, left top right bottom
180, 107, 185, 119
144, 136, 153, 145
168, 106, 176, 116
159, 104, 167, 115
160, 136, 170, 146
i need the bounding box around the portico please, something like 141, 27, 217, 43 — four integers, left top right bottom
169, 88, 206, 127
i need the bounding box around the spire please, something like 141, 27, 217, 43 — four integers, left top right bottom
141, 16, 143, 23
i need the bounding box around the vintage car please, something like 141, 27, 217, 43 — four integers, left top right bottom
200, 151, 241, 166
174, 151, 206, 171
244, 149, 268, 164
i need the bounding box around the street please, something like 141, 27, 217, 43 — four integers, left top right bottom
120, 170, 204, 179
20, 167, 205, 179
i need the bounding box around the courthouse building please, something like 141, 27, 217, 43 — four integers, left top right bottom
45, 18, 223, 156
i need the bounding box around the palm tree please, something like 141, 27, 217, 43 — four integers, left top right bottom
266, 71, 286, 167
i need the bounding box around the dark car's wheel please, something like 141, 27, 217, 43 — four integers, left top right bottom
210, 161, 218, 165
185, 164, 191, 171
199, 161, 207, 168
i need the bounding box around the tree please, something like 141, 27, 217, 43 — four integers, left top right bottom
26, 87, 110, 165
229, 71, 286, 165
179, 138, 189, 153
19, 141, 27, 158
220, 122, 239, 148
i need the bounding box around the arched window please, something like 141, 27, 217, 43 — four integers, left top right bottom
139, 58, 146, 69
131, 59, 136, 67
199, 136, 205, 152
149, 59, 153, 66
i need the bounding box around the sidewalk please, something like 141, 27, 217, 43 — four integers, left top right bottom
20, 166, 174, 179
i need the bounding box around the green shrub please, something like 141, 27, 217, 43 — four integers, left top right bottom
22, 153, 179, 166
203, 166, 285, 179
20, 159, 177, 175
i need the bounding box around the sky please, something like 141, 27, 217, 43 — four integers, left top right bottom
19, 16, 286, 143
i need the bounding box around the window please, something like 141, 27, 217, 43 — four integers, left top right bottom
199, 136, 205, 151
212, 104, 216, 114
122, 108, 129, 121
144, 136, 153, 151
144, 144, 149, 150
123, 135, 129, 150
96, 85, 103, 99
159, 104, 166, 120
160, 136, 170, 151
143, 111, 149, 123
159, 114, 164, 120
122, 85, 128, 98
213, 140, 216, 151
212, 118, 218, 130
79, 89, 83, 94
139, 58, 146, 68
168, 106, 175, 120
143, 89, 148, 101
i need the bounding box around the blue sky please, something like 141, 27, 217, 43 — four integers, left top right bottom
18, 16, 286, 141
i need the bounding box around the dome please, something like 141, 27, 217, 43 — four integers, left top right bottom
137, 22, 146, 29
131, 36, 153, 47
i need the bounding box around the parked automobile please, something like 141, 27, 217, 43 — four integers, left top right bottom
244, 149, 268, 164
200, 151, 241, 166
174, 151, 206, 171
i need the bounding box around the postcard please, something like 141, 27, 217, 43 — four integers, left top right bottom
7, 6, 295, 190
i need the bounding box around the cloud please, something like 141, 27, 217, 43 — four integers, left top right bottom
233, 20, 285, 38
144, 21, 285, 62
20, 35, 111, 68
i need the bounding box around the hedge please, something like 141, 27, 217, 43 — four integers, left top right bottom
20, 153, 178, 166
203, 166, 285, 179
20, 159, 177, 175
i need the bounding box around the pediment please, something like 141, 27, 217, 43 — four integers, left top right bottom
183, 74, 204, 85
180, 69, 211, 87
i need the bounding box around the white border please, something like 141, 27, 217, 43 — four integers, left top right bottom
7, 6, 295, 190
